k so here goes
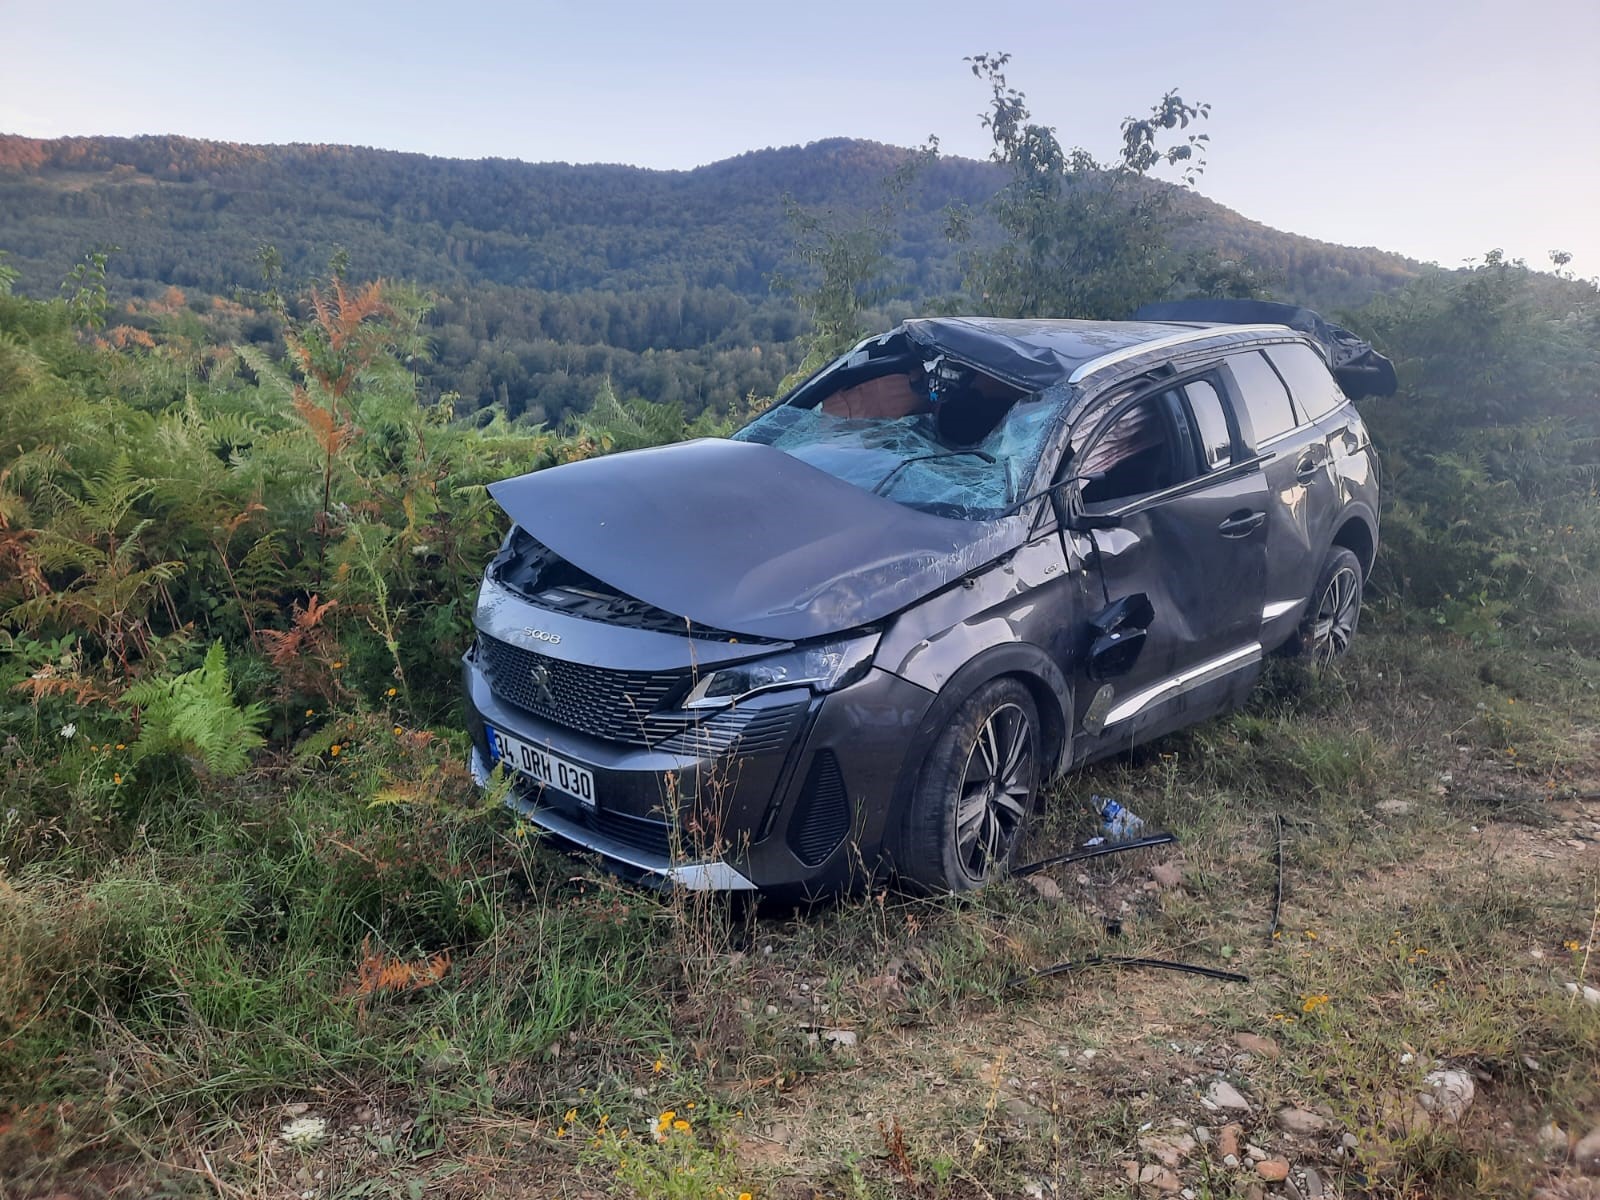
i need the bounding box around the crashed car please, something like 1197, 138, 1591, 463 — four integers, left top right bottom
463, 300, 1394, 895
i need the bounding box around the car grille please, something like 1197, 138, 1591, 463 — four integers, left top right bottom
479, 634, 805, 754
585, 806, 674, 858
479, 634, 684, 745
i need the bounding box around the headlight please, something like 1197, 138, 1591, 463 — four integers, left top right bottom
680, 634, 879, 709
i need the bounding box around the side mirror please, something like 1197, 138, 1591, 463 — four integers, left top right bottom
1088, 627, 1147, 680
1086, 592, 1155, 681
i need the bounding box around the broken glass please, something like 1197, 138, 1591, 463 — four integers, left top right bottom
733, 385, 1067, 519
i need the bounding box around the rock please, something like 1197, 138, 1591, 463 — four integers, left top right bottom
764, 1004, 778, 1016
1275, 1106, 1331, 1135
1194, 1126, 1210, 1144
1565, 982, 1600, 1007
1223, 1154, 1240, 1168
1027, 874, 1065, 901
1149, 863, 1184, 889
1245, 1144, 1268, 1162
1341, 1132, 1359, 1150
1138, 1164, 1183, 1192
1254, 1159, 1290, 1182
1376, 798, 1413, 815
822, 1029, 857, 1047
1234, 1033, 1281, 1060
1303, 1166, 1324, 1198
1576, 1125, 1600, 1175
284, 1102, 310, 1115
1418, 1069, 1475, 1124
1218, 1123, 1243, 1160
1139, 1133, 1197, 1168
1207, 1079, 1252, 1112
1537, 1121, 1568, 1162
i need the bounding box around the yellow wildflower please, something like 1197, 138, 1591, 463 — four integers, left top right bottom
672, 1119, 691, 1132
116, 743, 125, 750
387, 687, 397, 697
330, 744, 341, 757
653, 1058, 665, 1074
1301, 993, 1330, 1014
1564, 940, 1581, 952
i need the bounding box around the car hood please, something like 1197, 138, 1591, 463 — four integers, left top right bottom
487, 438, 1023, 642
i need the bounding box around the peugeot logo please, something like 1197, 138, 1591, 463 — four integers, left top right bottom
521, 627, 561, 644
528, 664, 556, 707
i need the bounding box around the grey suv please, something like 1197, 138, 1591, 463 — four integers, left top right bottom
462, 301, 1393, 895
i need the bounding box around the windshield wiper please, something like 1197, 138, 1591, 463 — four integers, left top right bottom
870, 449, 997, 497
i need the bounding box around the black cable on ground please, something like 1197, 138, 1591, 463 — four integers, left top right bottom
1005, 955, 1250, 989
1011, 831, 1178, 879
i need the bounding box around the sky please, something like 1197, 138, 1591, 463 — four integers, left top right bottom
4, 0, 1597, 275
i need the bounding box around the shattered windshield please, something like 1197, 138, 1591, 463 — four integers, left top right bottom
733, 385, 1064, 520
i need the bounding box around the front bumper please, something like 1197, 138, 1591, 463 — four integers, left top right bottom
462, 646, 935, 894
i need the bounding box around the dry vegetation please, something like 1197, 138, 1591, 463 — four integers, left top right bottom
3, 224, 1598, 1198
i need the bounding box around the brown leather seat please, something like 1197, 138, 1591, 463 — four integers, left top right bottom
821, 372, 930, 420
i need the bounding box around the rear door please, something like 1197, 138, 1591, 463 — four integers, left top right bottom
1067, 371, 1269, 750
1220, 346, 1341, 636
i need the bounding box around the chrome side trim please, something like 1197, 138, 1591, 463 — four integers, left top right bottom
1104, 642, 1262, 727
1262, 599, 1303, 621
472, 747, 759, 891
1067, 325, 1291, 385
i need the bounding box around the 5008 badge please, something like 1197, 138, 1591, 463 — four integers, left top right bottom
521, 628, 561, 644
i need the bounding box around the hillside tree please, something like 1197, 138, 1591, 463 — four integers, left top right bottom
959, 52, 1214, 319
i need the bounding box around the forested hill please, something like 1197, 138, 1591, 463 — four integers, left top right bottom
0, 133, 1422, 421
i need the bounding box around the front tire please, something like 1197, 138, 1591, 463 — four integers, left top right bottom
898, 678, 1041, 893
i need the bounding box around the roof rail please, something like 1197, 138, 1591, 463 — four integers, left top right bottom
1067, 324, 1290, 385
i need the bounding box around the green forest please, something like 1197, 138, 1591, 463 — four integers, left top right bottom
2, 68, 1598, 1199
1, 131, 1423, 426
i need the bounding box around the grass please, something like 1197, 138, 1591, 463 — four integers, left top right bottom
3, 622, 1599, 1198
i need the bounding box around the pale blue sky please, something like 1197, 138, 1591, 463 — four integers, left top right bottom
4, 0, 1597, 273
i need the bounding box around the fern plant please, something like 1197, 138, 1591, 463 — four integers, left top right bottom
121, 641, 267, 777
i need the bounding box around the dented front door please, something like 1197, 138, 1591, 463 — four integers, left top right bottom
1078, 466, 1270, 750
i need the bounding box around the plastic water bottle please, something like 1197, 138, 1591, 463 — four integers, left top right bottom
1096, 795, 1145, 842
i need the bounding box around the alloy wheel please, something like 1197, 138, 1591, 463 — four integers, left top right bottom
954, 701, 1035, 881
1310, 565, 1361, 663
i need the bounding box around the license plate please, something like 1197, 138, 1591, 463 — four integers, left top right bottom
487, 725, 597, 808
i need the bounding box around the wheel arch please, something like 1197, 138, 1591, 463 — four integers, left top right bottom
881, 644, 1074, 870
1331, 506, 1378, 580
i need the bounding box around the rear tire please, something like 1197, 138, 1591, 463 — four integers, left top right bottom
1293, 546, 1364, 663
898, 678, 1041, 893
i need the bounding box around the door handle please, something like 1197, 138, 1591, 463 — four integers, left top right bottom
1295, 451, 1324, 482
1218, 510, 1265, 538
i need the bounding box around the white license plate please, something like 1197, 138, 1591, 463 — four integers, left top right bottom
488, 725, 597, 808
